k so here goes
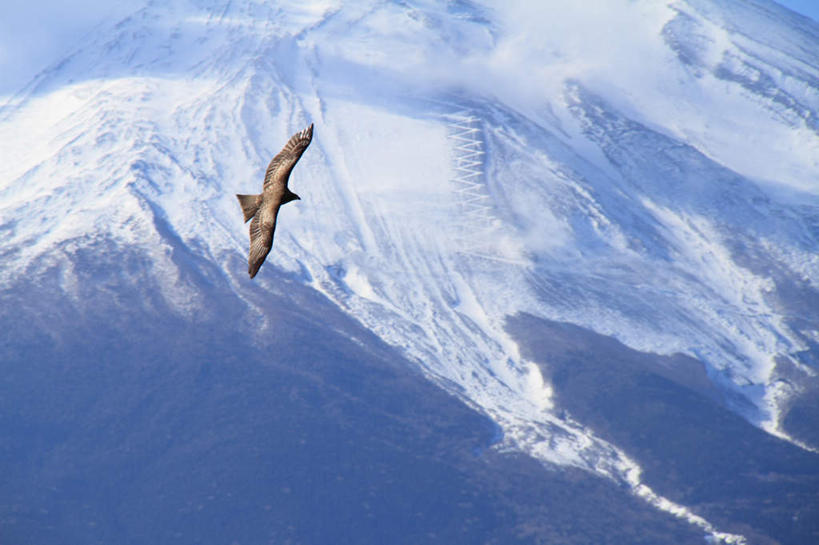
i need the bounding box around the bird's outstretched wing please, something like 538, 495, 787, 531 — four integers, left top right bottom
247, 205, 279, 278
263, 123, 314, 190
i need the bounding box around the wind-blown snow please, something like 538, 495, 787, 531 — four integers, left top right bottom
2, 0, 818, 542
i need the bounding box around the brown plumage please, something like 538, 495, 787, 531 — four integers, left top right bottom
237, 123, 313, 278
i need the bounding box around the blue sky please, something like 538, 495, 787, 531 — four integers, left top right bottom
778, 0, 819, 21
0, 1, 142, 94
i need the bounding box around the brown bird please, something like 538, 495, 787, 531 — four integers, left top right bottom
237, 123, 313, 278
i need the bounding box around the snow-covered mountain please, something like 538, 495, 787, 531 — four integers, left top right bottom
1, 1, 818, 543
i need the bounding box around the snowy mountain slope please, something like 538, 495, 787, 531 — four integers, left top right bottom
1, 0, 819, 543
0, 257, 716, 544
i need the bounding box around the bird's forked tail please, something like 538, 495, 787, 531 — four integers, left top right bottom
236, 194, 262, 222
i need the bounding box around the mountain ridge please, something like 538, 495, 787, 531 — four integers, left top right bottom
1, 1, 818, 543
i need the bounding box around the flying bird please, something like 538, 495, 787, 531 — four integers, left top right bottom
237, 123, 313, 278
